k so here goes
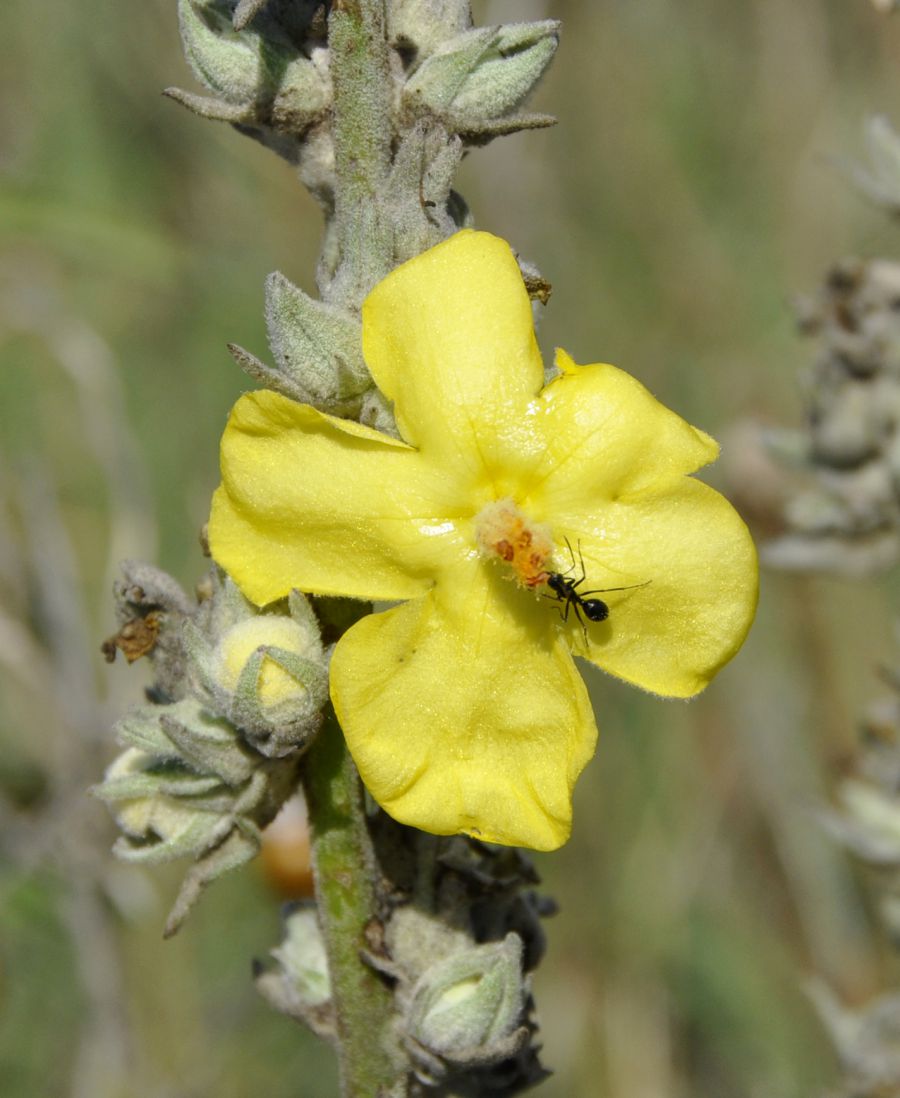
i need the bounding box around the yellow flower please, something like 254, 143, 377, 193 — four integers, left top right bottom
209, 230, 758, 851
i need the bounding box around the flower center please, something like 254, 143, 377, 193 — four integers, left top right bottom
474, 498, 554, 588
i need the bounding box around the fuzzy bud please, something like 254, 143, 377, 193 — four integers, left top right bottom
95, 747, 236, 863
216, 616, 318, 707
272, 46, 331, 134
820, 777, 900, 865
187, 579, 328, 757
403, 22, 559, 129
406, 933, 527, 1068
263, 272, 372, 412
180, 0, 288, 102
392, 0, 474, 63
178, 0, 330, 127
255, 904, 335, 1037
841, 115, 900, 213
95, 721, 300, 935
390, 0, 472, 60
269, 905, 331, 1008
117, 696, 258, 783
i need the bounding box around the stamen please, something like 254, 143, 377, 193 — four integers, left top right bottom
474, 498, 553, 588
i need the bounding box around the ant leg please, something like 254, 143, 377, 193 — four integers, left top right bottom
560, 537, 578, 578
570, 598, 588, 647
571, 538, 587, 590
581, 580, 652, 596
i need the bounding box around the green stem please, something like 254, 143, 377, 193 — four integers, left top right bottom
305, 8, 406, 1093
328, 0, 395, 307
302, 713, 404, 1096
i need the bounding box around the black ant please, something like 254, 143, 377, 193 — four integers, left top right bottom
545, 539, 649, 642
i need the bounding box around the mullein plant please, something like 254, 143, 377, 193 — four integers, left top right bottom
760, 101, 900, 1095
97, 2, 758, 1093
763, 121, 900, 577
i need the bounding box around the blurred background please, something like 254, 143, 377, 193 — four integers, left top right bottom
3, 0, 900, 1094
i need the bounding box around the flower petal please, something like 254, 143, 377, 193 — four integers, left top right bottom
543, 477, 758, 697
361, 230, 545, 482
330, 560, 597, 850
209, 390, 469, 605
523, 353, 720, 513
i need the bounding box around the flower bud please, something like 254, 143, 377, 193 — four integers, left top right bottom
179, 0, 329, 126
841, 115, 900, 213
390, 0, 472, 59
216, 616, 318, 706
834, 778, 900, 863
406, 933, 526, 1065
187, 580, 328, 757
404, 22, 559, 126
264, 272, 371, 414
95, 730, 295, 934
271, 46, 331, 134
404, 27, 496, 112
271, 905, 331, 1008
255, 904, 335, 1037
95, 748, 231, 863
451, 22, 559, 121
180, 0, 278, 102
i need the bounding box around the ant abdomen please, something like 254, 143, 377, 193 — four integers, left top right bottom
581, 598, 609, 623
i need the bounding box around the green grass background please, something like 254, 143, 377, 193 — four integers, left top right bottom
3, 0, 900, 1094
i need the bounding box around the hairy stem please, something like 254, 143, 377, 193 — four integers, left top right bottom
302, 713, 404, 1096
328, 0, 395, 307
303, 7, 408, 1093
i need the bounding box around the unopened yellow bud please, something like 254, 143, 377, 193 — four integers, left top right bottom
216, 617, 318, 708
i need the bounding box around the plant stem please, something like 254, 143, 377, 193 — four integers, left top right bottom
303, 8, 408, 1093
328, 0, 395, 307
302, 713, 404, 1096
